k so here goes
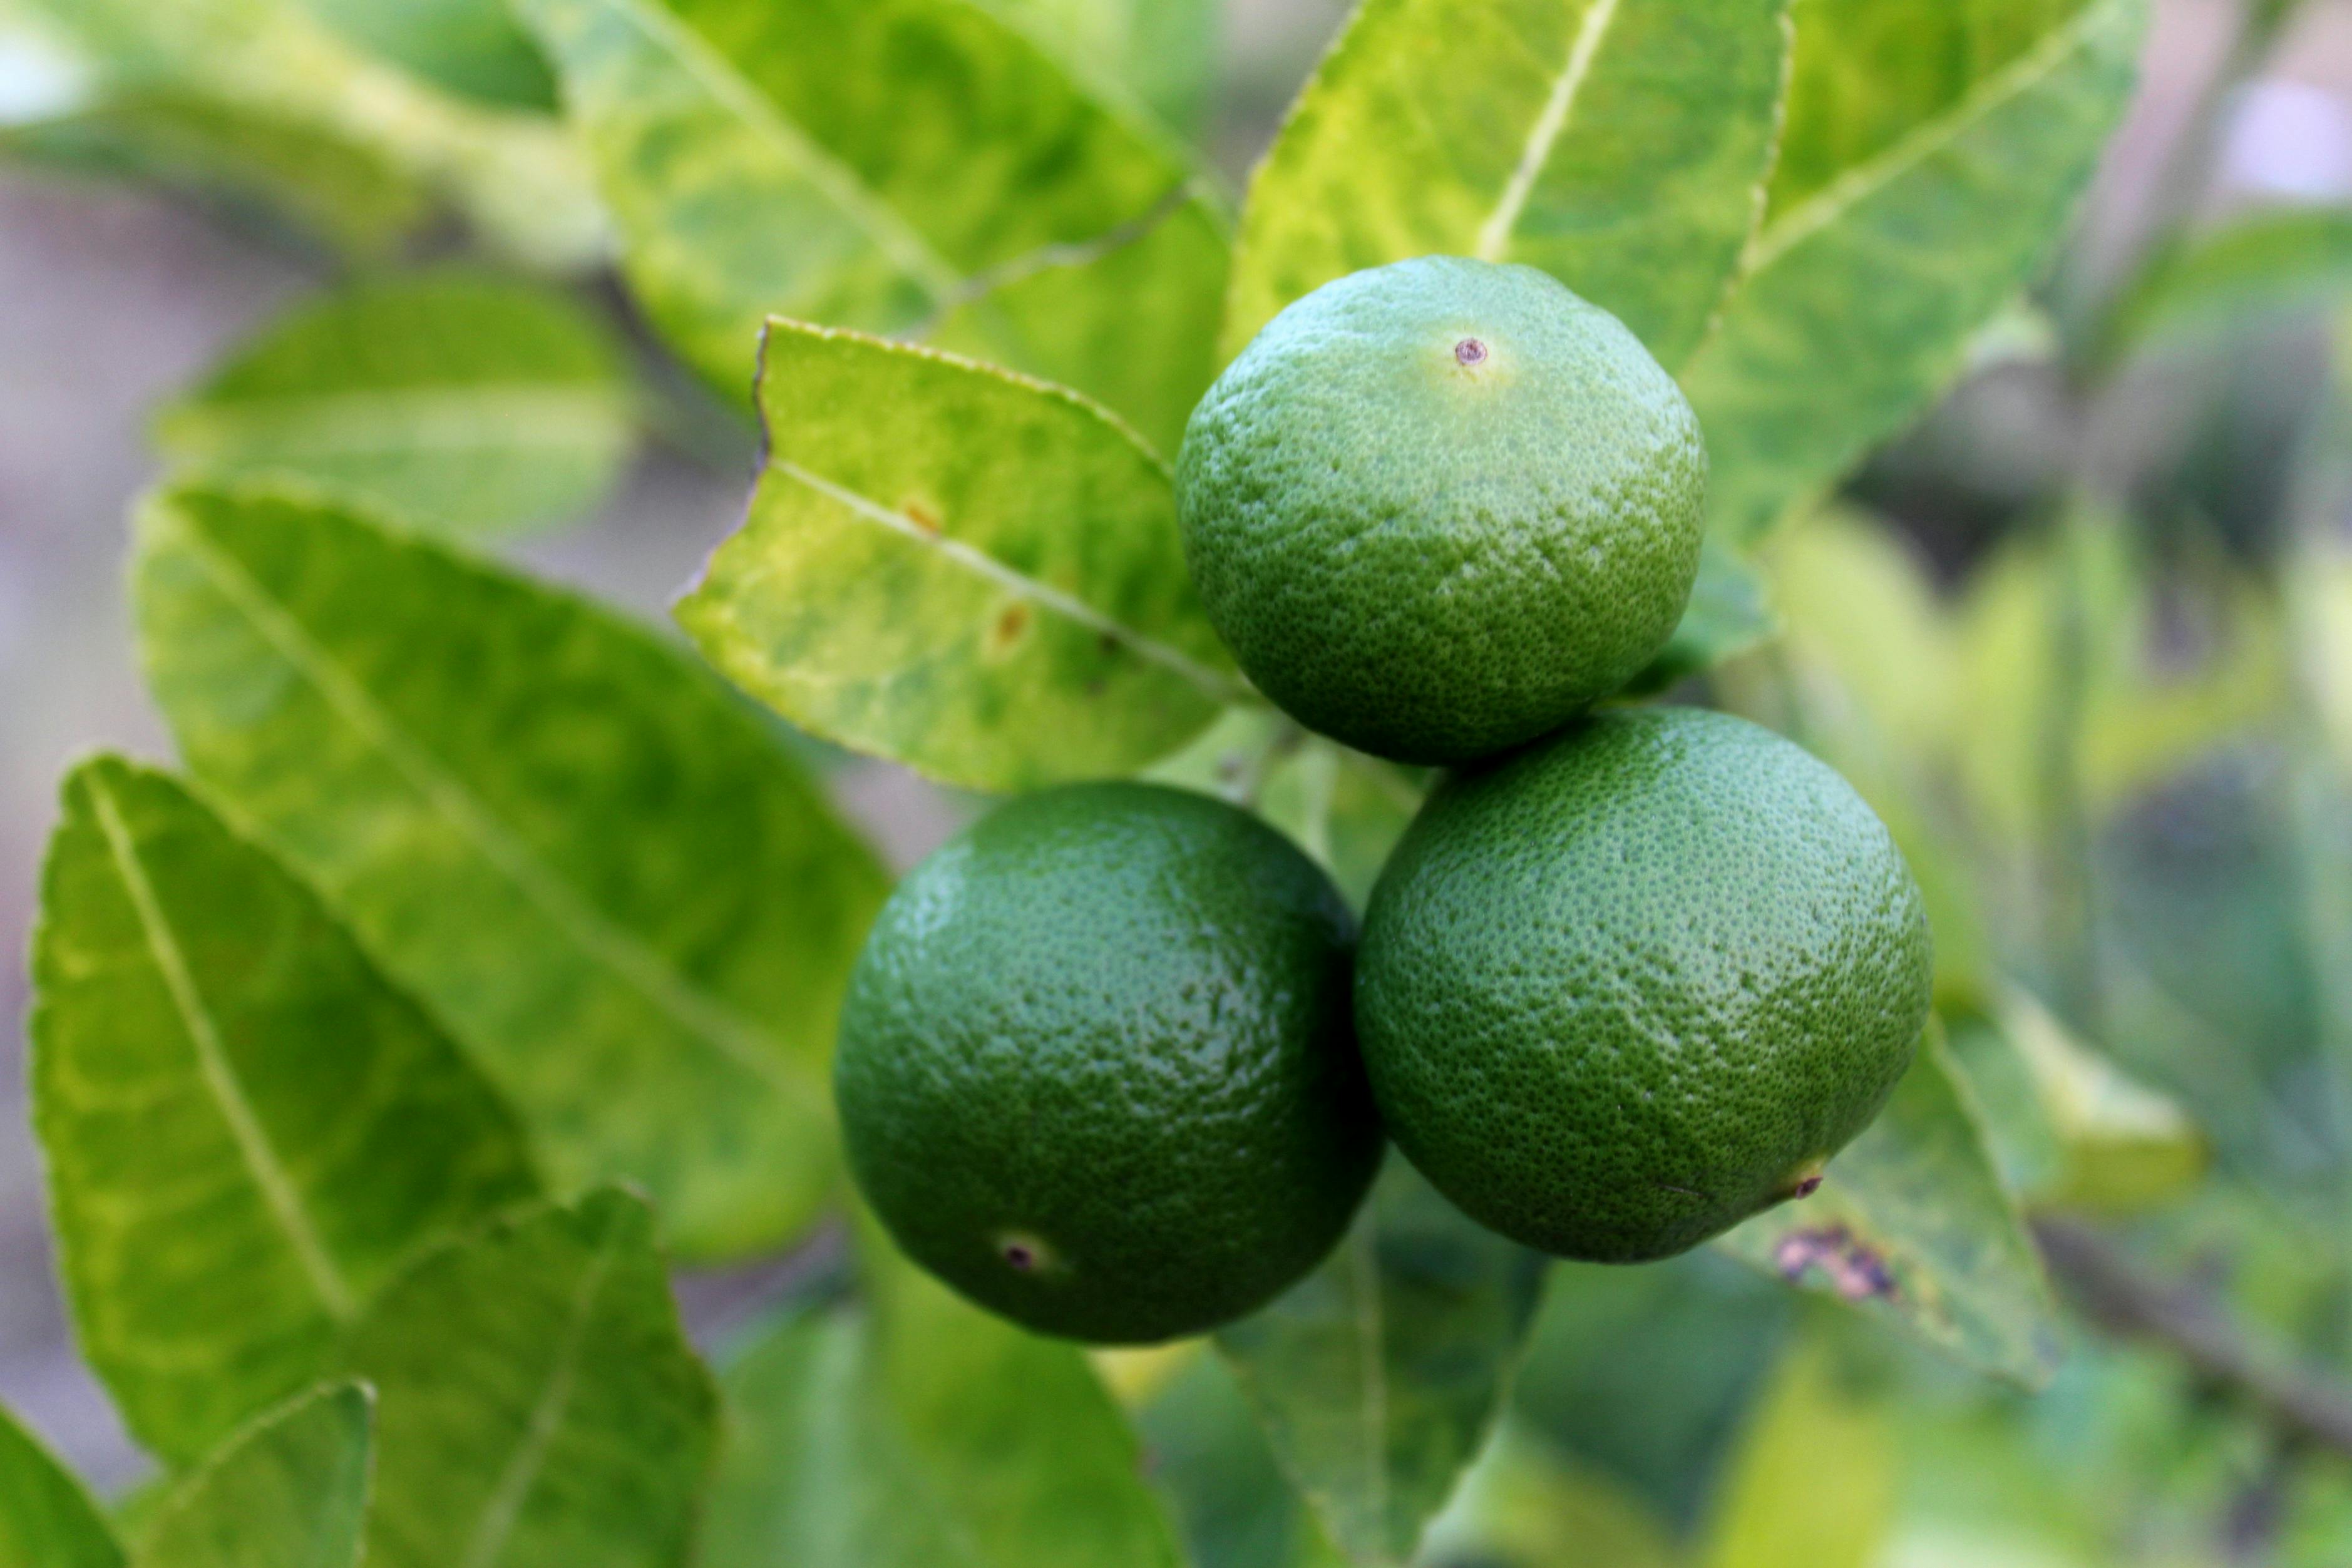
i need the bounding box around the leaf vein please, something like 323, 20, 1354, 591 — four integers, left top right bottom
601, 0, 965, 300
86, 773, 359, 1323
770, 457, 1252, 704
162, 510, 814, 1109
458, 1209, 625, 1568
1475, 0, 1624, 263
1742, 0, 2122, 275
164, 387, 629, 459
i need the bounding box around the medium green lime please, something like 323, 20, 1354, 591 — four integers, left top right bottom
1175, 255, 1705, 766
834, 781, 1380, 1343
1356, 707, 1932, 1262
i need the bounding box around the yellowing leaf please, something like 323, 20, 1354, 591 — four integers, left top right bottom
1225, 0, 1793, 366
18, 0, 600, 264
133, 483, 889, 1260
678, 322, 1243, 793
31, 758, 538, 1465
1683, 0, 2144, 543
1718, 1026, 2063, 1387
513, 0, 1226, 451
1698, 1334, 1892, 1568
155, 270, 635, 538
1997, 989, 2206, 1213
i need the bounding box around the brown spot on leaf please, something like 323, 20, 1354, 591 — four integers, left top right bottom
1772, 1224, 1896, 1303
992, 603, 1030, 648
902, 499, 942, 535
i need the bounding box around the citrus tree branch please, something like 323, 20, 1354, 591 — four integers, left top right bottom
2034, 1216, 2352, 1457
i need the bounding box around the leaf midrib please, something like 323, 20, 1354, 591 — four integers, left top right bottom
1738, 0, 2124, 277
458, 1211, 624, 1568
768, 457, 1251, 704
581, 0, 1208, 324
161, 386, 630, 459
85, 772, 359, 1323
595, 0, 964, 300
1474, 0, 1625, 263
156, 505, 818, 1112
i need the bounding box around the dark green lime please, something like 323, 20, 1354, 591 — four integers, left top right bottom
1357, 707, 1931, 1262
836, 782, 1380, 1342
1176, 255, 1705, 766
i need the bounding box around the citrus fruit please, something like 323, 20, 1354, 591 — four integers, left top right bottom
1175, 255, 1705, 765
834, 781, 1380, 1342
1355, 707, 1932, 1262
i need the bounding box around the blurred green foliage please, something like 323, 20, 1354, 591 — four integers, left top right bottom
9, 0, 2352, 1563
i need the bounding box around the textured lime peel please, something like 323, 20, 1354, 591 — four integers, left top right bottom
836, 782, 1381, 1343
1177, 255, 1705, 765
1356, 707, 1933, 1262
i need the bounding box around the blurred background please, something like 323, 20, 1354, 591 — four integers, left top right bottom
11, 0, 2352, 1561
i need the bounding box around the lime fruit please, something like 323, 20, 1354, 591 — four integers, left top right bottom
1356, 707, 1931, 1262
1175, 255, 1705, 765
835, 781, 1380, 1343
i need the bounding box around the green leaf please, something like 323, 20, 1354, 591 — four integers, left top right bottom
1134, 1353, 1345, 1568
677, 322, 1244, 793
29, 757, 538, 1467
511, 0, 1227, 452
291, 0, 556, 110
15, 0, 601, 265
132, 481, 891, 1259
1224, 0, 1793, 366
154, 270, 634, 539
0, 1401, 124, 1568
1694, 1334, 1892, 1568
994, 0, 1220, 136
701, 1307, 971, 1567
132, 1384, 373, 1568
1215, 1159, 1549, 1566
2102, 209, 2352, 363
1990, 990, 2206, 1213
1717, 1025, 2064, 1387
1508, 1251, 1792, 1533
1681, 0, 2145, 545
1953, 513, 2286, 843
2, 91, 427, 259
1257, 742, 1426, 914
1624, 538, 1779, 695
337, 1189, 716, 1568
1418, 1422, 1679, 1568
704, 1232, 1186, 1567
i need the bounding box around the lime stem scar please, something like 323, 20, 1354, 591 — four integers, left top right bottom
1455, 337, 1488, 366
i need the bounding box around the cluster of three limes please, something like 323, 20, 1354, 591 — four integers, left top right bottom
836, 258, 1931, 1343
